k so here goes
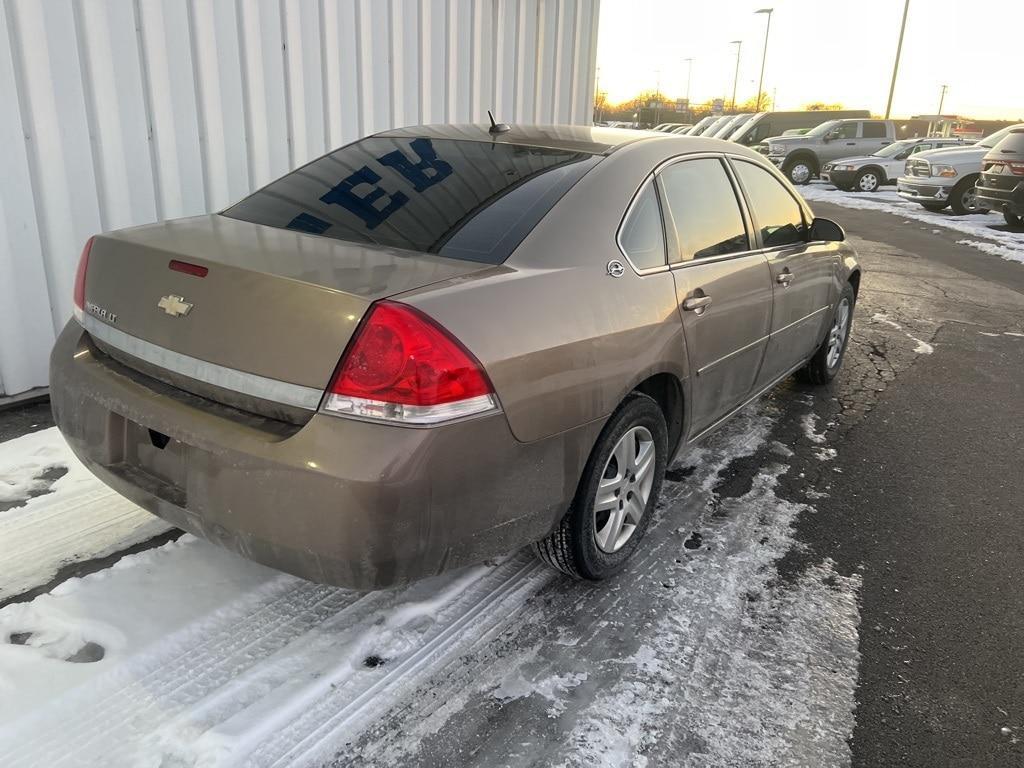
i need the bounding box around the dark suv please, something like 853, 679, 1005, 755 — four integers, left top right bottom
976, 128, 1024, 227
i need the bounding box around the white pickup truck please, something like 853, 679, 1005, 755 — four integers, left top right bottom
897, 123, 1024, 215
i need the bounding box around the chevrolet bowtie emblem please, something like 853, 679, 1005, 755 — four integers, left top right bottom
158, 294, 194, 317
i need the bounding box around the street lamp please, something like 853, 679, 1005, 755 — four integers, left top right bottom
729, 41, 742, 110
885, 0, 911, 119
754, 8, 773, 113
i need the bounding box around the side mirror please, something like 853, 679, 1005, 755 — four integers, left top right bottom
809, 217, 845, 242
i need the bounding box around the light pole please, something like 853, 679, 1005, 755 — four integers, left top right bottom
683, 57, 695, 121
754, 8, 773, 113
884, 0, 910, 119
937, 84, 949, 115
729, 41, 742, 110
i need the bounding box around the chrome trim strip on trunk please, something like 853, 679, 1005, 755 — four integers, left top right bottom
80, 315, 323, 411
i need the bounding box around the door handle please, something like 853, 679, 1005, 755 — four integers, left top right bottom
682, 295, 713, 312
776, 271, 794, 285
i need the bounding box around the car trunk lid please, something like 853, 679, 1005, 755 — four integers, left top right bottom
81, 215, 491, 423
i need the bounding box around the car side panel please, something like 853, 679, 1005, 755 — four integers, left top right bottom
671, 254, 773, 435
395, 142, 696, 446
756, 243, 838, 386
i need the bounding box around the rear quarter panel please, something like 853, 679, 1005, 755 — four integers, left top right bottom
400, 141, 691, 445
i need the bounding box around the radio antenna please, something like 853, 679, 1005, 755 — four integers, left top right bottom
487, 110, 511, 135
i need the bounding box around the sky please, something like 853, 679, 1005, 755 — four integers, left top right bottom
595, 0, 1023, 120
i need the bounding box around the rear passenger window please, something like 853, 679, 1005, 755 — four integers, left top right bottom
862, 121, 887, 139
619, 181, 666, 271
733, 161, 808, 248
658, 158, 748, 261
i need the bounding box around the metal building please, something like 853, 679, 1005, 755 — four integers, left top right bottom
0, 0, 600, 398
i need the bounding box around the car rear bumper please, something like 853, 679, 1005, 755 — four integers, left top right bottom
976, 180, 1024, 216
897, 178, 950, 204
50, 321, 594, 590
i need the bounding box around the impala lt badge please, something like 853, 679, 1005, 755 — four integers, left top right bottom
158, 294, 194, 317
85, 301, 117, 324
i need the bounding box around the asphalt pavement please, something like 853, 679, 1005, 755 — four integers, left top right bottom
793, 201, 1024, 767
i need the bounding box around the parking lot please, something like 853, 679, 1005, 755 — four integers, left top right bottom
1, 183, 1021, 767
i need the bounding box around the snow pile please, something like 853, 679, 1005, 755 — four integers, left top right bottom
0, 428, 171, 601
801, 183, 1024, 265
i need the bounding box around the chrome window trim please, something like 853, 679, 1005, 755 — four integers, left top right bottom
80, 315, 323, 411
615, 174, 671, 276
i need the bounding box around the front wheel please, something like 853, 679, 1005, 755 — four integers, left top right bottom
533, 393, 667, 580
783, 157, 816, 185
949, 176, 987, 216
797, 283, 856, 385
855, 169, 882, 192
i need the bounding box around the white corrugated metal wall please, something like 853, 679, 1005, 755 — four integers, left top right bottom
0, 0, 600, 397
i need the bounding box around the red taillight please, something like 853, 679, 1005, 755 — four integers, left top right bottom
72, 236, 95, 322
323, 301, 497, 424
1008, 162, 1024, 176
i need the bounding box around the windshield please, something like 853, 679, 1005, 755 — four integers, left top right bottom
979, 125, 1021, 149
224, 137, 599, 264
805, 120, 841, 138
873, 140, 916, 158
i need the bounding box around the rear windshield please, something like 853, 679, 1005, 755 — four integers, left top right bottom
987, 129, 1024, 154
223, 137, 599, 264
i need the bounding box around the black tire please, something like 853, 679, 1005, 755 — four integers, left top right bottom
783, 156, 817, 185
533, 392, 667, 580
797, 282, 856, 386
1005, 211, 1024, 228
949, 176, 986, 216
922, 202, 948, 212
854, 168, 883, 193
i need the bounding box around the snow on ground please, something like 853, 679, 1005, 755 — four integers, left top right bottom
801, 182, 1024, 265
0, 406, 860, 767
0, 428, 171, 601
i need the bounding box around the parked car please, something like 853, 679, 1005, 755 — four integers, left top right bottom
975, 128, 1024, 227
822, 137, 969, 192
707, 113, 753, 139
898, 124, 1024, 215
728, 109, 872, 148
686, 115, 724, 136
653, 123, 689, 132
767, 119, 899, 185
669, 124, 694, 134
52, 124, 859, 590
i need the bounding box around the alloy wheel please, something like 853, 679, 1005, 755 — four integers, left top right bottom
593, 426, 656, 553
962, 187, 980, 212
858, 173, 879, 192
826, 298, 851, 369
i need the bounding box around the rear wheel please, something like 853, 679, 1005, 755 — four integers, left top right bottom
533, 393, 667, 580
950, 176, 986, 216
1005, 211, 1024, 228
797, 283, 856, 385
855, 169, 882, 192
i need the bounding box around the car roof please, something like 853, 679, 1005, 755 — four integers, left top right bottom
376, 123, 659, 156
